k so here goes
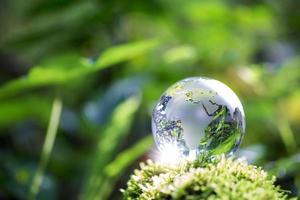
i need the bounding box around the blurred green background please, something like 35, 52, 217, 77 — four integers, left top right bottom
0, 0, 299, 199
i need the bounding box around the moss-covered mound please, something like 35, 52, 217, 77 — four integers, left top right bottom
122, 155, 291, 200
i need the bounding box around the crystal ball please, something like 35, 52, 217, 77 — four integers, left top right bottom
152, 77, 245, 159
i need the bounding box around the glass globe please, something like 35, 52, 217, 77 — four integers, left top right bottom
152, 77, 245, 159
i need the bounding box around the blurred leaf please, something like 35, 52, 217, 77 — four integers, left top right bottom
279, 91, 300, 125
104, 135, 153, 177
83, 77, 145, 125
163, 45, 196, 64
268, 57, 300, 96
95, 39, 159, 68
0, 39, 159, 99
2, 1, 98, 44
267, 153, 300, 178
276, 115, 297, 154
0, 96, 51, 129
98, 135, 153, 199
80, 95, 141, 200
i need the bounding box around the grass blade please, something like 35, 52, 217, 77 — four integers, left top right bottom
80, 95, 141, 200
98, 135, 153, 200
28, 96, 63, 200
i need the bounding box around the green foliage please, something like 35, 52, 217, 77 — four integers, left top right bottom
94, 135, 154, 200
104, 135, 153, 178
123, 156, 291, 200
80, 96, 141, 200
0, 96, 51, 129
0, 39, 158, 99
0, 0, 299, 199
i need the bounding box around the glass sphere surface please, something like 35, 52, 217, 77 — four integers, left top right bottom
152, 77, 245, 159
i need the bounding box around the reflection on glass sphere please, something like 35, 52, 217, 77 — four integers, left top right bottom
152, 77, 245, 160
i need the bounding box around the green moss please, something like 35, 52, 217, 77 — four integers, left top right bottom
122, 155, 292, 200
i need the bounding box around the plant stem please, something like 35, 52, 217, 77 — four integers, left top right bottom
28, 96, 63, 200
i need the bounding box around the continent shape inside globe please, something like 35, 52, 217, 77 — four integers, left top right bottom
152, 77, 245, 160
